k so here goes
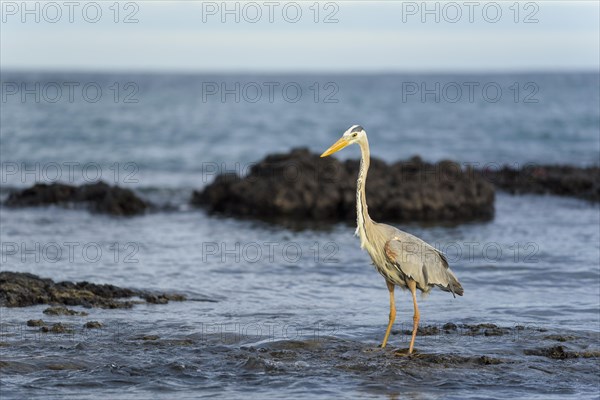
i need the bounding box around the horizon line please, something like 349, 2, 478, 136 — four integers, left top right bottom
2, 67, 599, 76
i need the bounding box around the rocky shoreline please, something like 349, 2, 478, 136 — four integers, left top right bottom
194, 148, 599, 222
4, 150, 598, 221
0, 271, 185, 308
4, 181, 149, 216
481, 164, 600, 202
193, 148, 496, 223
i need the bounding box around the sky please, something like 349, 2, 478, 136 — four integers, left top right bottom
1, 1, 599, 72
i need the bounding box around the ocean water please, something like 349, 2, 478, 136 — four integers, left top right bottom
0, 72, 599, 399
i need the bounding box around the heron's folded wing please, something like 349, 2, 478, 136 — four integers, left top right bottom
384, 235, 461, 295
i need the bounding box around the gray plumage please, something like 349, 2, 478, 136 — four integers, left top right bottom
370, 224, 463, 297
321, 124, 463, 352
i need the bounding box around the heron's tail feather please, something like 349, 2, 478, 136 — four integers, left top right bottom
443, 268, 464, 297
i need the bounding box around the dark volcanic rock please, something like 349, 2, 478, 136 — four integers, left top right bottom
400, 326, 440, 336
192, 148, 495, 223
84, 321, 103, 329
482, 164, 600, 202
524, 345, 579, 360
524, 345, 600, 360
39, 323, 73, 334
544, 334, 575, 342
142, 293, 186, 304
43, 306, 88, 316
0, 271, 186, 308
5, 181, 149, 216
137, 335, 160, 341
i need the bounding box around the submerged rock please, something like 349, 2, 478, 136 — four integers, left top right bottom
5, 181, 149, 216
399, 351, 504, 365
524, 345, 579, 360
544, 334, 575, 342
142, 293, 186, 304
442, 322, 458, 332
84, 321, 103, 329
400, 326, 440, 336
41, 323, 73, 334
43, 306, 88, 316
136, 335, 160, 341
0, 271, 186, 308
482, 164, 600, 202
192, 148, 495, 223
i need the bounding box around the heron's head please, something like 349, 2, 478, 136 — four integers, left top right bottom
320, 125, 366, 157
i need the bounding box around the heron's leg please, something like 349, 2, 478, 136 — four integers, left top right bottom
381, 281, 396, 348
407, 280, 420, 354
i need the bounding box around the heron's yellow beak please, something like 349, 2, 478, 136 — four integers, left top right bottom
320, 137, 350, 157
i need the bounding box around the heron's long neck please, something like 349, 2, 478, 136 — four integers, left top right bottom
356, 138, 374, 247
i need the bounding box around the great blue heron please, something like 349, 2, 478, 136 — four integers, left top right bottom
320, 125, 463, 354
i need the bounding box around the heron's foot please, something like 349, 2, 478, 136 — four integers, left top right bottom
378, 341, 396, 350
393, 348, 418, 357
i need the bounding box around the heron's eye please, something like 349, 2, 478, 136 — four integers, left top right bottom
352, 133, 358, 138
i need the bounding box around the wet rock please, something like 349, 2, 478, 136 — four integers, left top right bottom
401, 325, 440, 336
43, 306, 88, 316
192, 148, 495, 223
525, 346, 600, 360
393, 348, 418, 357
5, 181, 149, 216
1, 272, 55, 308
481, 164, 600, 202
168, 362, 187, 372
84, 321, 103, 329
524, 345, 579, 360
268, 350, 298, 361
0, 271, 186, 309
544, 334, 575, 342
141, 293, 185, 304
137, 338, 195, 347
398, 323, 510, 337
46, 363, 85, 371
136, 335, 160, 341
143, 294, 169, 304
469, 323, 499, 329
483, 327, 506, 336
240, 356, 278, 372
579, 351, 600, 358
442, 322, 458, 332
406, 352, 504, 365
461, 323, 509, 337
165, 293, 186, 302
477, 355, 503, 365
26, 319, 46, 327
41, 323, 73, 334
267, 339, 323, 350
